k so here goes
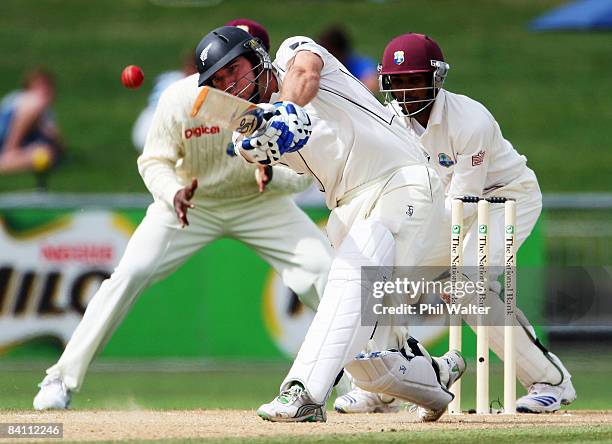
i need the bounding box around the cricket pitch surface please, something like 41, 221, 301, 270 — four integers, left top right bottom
2, 409, 611, 442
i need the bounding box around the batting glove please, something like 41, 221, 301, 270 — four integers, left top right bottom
230, 103, 276, 161
271, 101, 312, 152
239, 122, 285, 165
239, 101, 312, 163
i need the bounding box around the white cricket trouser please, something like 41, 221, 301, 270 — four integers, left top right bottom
46, 192, 332, 391
282, 165, 446, 403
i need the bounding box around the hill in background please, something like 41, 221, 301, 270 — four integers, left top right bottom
1, 0, 610, 193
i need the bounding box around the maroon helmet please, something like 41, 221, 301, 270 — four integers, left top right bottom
378, 33, 449, 116
225, 18, 271, 52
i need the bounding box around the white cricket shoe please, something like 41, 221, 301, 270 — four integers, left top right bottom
257, 384, 326, 422
416, 349, 466, 422
33, 375, 72, 410
516, 379, 577, 413
334, 386, 402, 413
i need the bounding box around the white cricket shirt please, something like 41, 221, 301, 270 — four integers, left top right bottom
402, 89, 533, 216
272, 37, 429, 209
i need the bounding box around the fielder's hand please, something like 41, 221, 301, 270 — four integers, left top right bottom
255, 165, 273, 193
173, 178, 197, 227
239, 101, 312, 165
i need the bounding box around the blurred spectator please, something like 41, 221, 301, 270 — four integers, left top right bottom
317, 24, 379, 93
0, 68, 63, 174
132, 54, 197, 151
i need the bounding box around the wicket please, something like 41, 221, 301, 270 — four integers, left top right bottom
448, 196, 517, 415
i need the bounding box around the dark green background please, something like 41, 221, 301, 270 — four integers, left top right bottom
0, 0, 610, 193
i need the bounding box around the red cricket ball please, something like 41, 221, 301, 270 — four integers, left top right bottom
121, 65, 144, 89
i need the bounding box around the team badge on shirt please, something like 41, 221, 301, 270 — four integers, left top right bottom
472, 150, 486, 166
438, 153, 455, 168
393, 50, 405, 65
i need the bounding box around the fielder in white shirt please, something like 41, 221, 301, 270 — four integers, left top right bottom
335, 33, 576, 416
195, 26, 468, 423
32, 21, 333, 411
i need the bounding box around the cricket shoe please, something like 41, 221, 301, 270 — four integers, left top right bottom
257, 383, 326, 422
416, 350, 466, 422
516, 379, 577, 413
334, 386, 402, 413
33, 375, 72, 410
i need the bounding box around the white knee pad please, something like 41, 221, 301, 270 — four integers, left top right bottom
346, 349, 453, 411
282, 219, 395, 403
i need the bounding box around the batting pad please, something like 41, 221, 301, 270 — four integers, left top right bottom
347, 350, 453, 411
281, 219, 395, 403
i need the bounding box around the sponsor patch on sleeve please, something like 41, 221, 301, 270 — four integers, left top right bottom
472, 150, 485, 166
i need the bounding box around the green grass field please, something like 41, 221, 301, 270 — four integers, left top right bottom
188, 428, 612, 444
193, 429, 612, 444
0, 348, 612, 443
1, 354, 609, 411
1, 352, 611, 442
1, 0, 611, 193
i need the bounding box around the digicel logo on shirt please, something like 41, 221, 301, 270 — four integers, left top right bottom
184, 125, 220, 139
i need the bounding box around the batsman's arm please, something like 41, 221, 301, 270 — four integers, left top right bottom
137, 90, 185, 207
235, 40, 321, 165
279, 50, 323, 106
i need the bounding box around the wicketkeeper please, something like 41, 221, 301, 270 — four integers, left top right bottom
335, 33, 576, 417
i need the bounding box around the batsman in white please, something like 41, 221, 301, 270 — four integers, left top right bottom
32, 20, 333, 411
194, 26, 467, 423
335, 33, 576, 415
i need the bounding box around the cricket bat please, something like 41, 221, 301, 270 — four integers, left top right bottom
190, 86, 264, 136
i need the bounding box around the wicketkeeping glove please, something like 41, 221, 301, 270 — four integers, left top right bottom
239, 101, 312, 165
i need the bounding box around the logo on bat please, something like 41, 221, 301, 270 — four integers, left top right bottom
236, 114, 258, 135
235, 107, 276, 135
